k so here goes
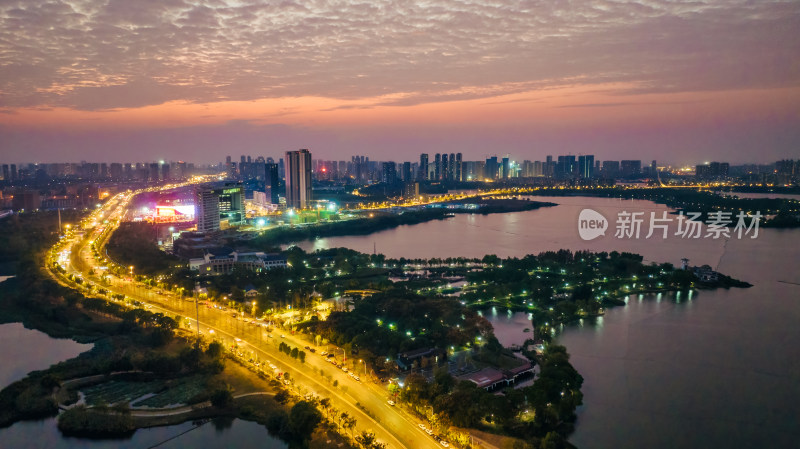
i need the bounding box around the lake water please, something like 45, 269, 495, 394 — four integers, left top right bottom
0, 417, 287, 449
0, 323, 286, 449
0, 323, 92, 388
298, 196, 800, 449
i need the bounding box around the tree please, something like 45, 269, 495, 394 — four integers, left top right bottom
355, 430, 384, 448
539, 431, 565, 449
344, 416, 357, 436
355, 430, 376, 448
210, 386, 233, 409
274, 390, 290, 404
289, 401, 323, 439
319, 398, 331, 417
206, 341, 224, 359
298, 350, 306, 363
387, 383, 401, 399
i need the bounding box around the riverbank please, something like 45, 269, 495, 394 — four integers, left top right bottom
249, 198, 556, 248
521, 187, 800, 228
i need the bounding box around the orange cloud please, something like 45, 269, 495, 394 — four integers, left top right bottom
2, 83, 798, 133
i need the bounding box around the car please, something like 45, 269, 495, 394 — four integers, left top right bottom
267, 334, 272, 338
304, 346, 310, 350
440, 442, 449, 448
309, 348, 315, 353
418, 424, 426, 430
426, 429, 433, 436
280, 334, 286, 338
354, 376, 360, 381
320, 351, 327, 356
387, 400, 395, 406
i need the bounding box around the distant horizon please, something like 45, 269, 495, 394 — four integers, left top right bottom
0, 154, 793, 169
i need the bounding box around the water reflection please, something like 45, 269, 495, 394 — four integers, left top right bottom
0, 323, 92, 389
0, 417, 286, 449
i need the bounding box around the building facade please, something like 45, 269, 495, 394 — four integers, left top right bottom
285, 149, 313, 209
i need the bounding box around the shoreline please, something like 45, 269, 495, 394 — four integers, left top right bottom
253, 198, 557, 248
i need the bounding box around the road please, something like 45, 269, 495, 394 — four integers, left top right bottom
48, 188, 446, 449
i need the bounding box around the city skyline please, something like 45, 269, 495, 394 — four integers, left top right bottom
1, 1, 798, 163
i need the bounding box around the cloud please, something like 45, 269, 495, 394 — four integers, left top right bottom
0, 0, 797, 110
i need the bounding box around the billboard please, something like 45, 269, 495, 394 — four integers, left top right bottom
155, 204, 195, 222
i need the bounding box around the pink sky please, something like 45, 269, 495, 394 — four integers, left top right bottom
1, 1, 798, 164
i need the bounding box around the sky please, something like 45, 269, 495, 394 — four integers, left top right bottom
0, 0, 798, 165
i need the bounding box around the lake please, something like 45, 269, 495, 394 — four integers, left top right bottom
0, 322, 92, 388
0, 417, 287, 449
298, 196, 800, 449
0, 323, 286, 449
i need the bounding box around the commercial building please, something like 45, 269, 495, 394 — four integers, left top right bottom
419, 153, 429, 180
578, 155, 595, 179
189, 249, 287, 274
620, 160, 642, 177
194, 182, 245, 232
696, 162, 729, 180
285, 149, 312, 209
195, 187, 220, 233
403, 182, 420, 200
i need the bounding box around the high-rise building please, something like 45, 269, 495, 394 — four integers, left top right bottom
501, 157, 510, 179
485, 156, 499, 179
401, 161, 412, 181
602, 161, 620, 178
578, 155, 594, 179
696, 162, 729, 180
556, 155, 577, 179
419, 154, 429, 180
455, 153, 462, 181
218, 183, 245, 224
265, 162, 280, 203
285, 149, 313, 209
404, 182, 419, 199
195, 187, 220, 233
775, 159, 797, 184
545, 156, 554, 178
441, 153, 449, 180
2, 164, 9, 181
434, 153, 441, 180
620, 160, 642, 177
109, 163, 123, 179
534, 160, 543, 177
149, 163, 160, 182
382, 162, 397, 184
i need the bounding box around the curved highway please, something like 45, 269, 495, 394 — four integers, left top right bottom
48, 186, 448, 449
